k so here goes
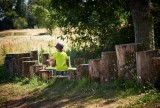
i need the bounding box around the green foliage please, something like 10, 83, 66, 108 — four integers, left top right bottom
38, 47, 45, 63
31, 5, 49, 27
0, 45, 8, 56
128, 90, 160, 107
13, 17, 28, 29
50, 0, 134, 53
66, 46, 102, 66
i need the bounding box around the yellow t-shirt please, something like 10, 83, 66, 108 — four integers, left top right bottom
51, 52, 68, 71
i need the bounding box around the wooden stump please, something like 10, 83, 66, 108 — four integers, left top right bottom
74, 58, 84, 66
5, 57, 14, 76
5, 53, 31, 76
19, 57, 32, 76
31, 50, 38, 60
77, 64, 89, 80
101, 51, 118, 83
5, 54, 20, 76
68, 68, 77, 80
74, 58, 85, 80
16, 53, 31, 76
152, 57, 160, 88
89, 59, 101, 81
22, 61, 37, 77
29, 65, 43, 78
136, 50, 159, 84
42, 53, 50, 66
115, 43, 143, 79
39, 69, 53, 80
67, 56, 71, 67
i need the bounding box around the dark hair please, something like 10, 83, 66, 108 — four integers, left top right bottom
55, 42, 64, 51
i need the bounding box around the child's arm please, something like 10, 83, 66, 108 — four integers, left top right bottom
47, 59, 56, 67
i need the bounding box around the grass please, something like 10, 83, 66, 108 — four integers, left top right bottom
0, 65, 160, 108
0, 29, 160, 107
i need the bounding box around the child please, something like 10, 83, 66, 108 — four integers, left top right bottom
48, 42, 69, 76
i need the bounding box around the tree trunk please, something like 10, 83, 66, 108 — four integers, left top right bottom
130, 0, 155, 50
116, 43, 143, 79
101, 51, 117, 83
136, 50, 159, 84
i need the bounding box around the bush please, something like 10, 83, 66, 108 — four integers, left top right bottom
13, 17, 28, 29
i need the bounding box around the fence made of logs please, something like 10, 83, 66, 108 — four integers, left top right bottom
4, 43, 160, 87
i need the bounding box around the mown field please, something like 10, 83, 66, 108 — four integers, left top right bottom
0, 29, 160, 108
0, 28, 69, 64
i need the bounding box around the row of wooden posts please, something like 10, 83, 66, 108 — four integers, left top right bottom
87, 43, 160, 86
4, 43, 160, 86
4, 51, 51, 79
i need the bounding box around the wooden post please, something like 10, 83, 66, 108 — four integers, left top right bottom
74, 58, 85, 80
22, 61, 37, 77
74, 58, 84, 66
101, 51, 118, 83
136, 50, 159, 84
39, 69, 53, 80
68, 68, 77, 80
77, 64, 89, 80
68, 56, 71, 67
17, 53, 30, 76
19, 57, 32, 76
42, 53, 50, 66
89, 59, 101, 81
29, 65, 43, 78
5, 53, 31, 76
31, 50, 38, 60
5, 57, 14, 76
115, 43, 143, 79
5, 54, 20, 76
152, 57, 160, 88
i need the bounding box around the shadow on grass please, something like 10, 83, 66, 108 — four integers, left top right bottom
0, 64, 149, 108
0, 77, 146, 108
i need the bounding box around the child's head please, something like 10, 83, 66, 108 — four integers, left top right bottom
55, 42, 64, 52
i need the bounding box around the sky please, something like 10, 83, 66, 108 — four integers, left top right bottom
25, 0, 29, 4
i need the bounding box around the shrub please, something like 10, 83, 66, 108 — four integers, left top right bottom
13, 17, 28, 29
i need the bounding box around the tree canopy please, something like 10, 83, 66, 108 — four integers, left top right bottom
0, 0, 160, 56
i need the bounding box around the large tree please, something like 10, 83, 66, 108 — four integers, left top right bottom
130, 0, 154, 50
50, 0, 158, 51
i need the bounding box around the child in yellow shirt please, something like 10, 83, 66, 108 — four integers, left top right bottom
48, 42, 69, 76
